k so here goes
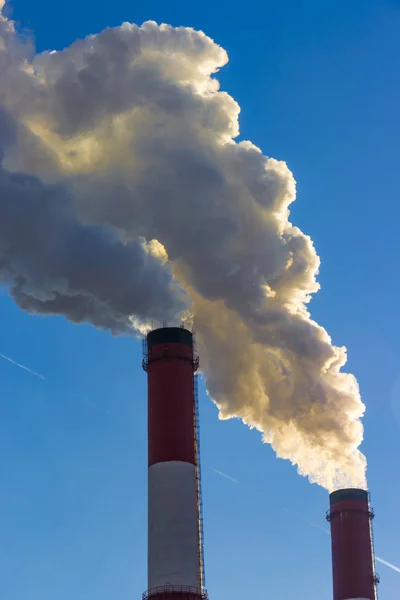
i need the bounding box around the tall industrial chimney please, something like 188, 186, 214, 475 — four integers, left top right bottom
142, 327, 207, 600
327, 488, 378, 600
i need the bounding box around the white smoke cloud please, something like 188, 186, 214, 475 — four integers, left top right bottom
0, 3, 367, 490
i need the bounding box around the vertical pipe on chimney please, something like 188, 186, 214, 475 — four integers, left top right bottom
327, 488, 377, 600
142, 327, 206, 600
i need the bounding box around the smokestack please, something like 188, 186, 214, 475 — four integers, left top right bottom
142, 326, 207, 600
327, 488, 378, 600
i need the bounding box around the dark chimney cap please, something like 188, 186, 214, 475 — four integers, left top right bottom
147, 327, 193, 349
330, 488, 369, 505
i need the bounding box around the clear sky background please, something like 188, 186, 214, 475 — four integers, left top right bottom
1, 0, 399, 599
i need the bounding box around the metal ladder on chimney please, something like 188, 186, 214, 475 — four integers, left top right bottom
193, 372, 206, 591
369, 493, 379, 599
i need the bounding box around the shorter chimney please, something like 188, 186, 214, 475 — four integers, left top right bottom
327, 488, 377, 600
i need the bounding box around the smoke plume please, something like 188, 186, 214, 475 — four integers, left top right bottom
0, 4, 366, 490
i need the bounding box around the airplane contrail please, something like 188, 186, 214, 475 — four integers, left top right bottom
211, 467, 400, 575
0, 352, 46, 380
211, 468, 239, 484
376, 556, 400, 574
83, 398, 112, 416
0, 350, 123, 422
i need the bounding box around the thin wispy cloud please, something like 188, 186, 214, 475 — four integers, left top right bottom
83, 398, 112, 416
0, 350, 121, 421
211, 468, 239, 484
376, 556, 400, 574
60, 393, 120, 422
283, 506, 331, 536
0, 352, 46, 380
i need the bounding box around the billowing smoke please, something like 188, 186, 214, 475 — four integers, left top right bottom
0, 158, 187, 332
0, 4, 366, 490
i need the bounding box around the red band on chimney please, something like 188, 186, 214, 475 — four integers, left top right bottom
147, 339, 196, 466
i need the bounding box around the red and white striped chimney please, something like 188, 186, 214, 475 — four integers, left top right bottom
327, 488, 377, 600
142, 327, 206, 600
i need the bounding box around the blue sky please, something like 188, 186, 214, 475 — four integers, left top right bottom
1, 0, 399, 599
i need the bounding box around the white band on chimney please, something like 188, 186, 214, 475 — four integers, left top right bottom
148, 461, 200, 589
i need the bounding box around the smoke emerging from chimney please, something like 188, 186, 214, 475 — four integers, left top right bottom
0, 5, 367, 490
